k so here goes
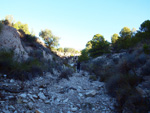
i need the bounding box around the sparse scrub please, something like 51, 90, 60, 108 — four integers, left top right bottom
141, 60, 150, 76
30, 49, 43, 60
58, 68, 74, 81
89, 75, 97, 81
138, 53, 147, 65
0, 22, 3, 33
143, 44, 150, 54
106, 74, 144, 113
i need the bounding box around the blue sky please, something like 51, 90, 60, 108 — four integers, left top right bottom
1, 0, 150, 50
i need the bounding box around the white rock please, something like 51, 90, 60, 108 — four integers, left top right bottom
28, 94, 35, 102
28, 102, 33, 110
32, 94, 38, 99
2, 110, 10, 113
20, 93, 27, 98
22, 99, 28, 103
78, 93, 83, 97
35, 109, 44, 113
85, 90, 97, 97
8, 105, 15, 110
71, 107, 78, 112
45, 100, 50, 104
10, 79, 15, 83
38, 92, 46, 100
63, 98, 68, 103
39, 88, 43, 91
3, 74, 7, 78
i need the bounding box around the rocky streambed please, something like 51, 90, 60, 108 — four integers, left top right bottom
0, 71, 116, 113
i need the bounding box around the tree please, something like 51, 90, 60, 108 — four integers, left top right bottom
119, 27, 131, 38
5, 15, 14, 26
57, 47, 64, 52
131, 28, 137, 37
39, 29, 60, 49
92, 34, 105, 42
140, 20, 150, 32
86, 41, 92, 50
88, 34, 110, 58
78, 49, 89, 62
111, 33, 119, 44
13, 21, 30, 34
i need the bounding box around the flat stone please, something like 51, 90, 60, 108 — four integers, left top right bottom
8, 105, 15, 111
63, 98, 68, 103
85, 90, 97, 97
78, 93, 83, 97
45, 100, 50, 104
28, 94, 35, 102
28, 102, 33, 110
38, 92, 46, 100
22, 99, 28, 103
10, 79, 15, 83
32, 94, 38, 99
20, 93, 27, 98
35, 109, 44, 113
71, 107, 78, 112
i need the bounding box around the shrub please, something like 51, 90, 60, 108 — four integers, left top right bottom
106, 74, 143, 112
123, 94, 150, 113
141, 60, 150, 76
0, 49, 44, 81
143, 44, 150, 54
138, 53, 147, 65
0, 22, 3, 33
30, 50, 43, 59
0, 49, 14, 74
58, 68, 74, 81
89, 75, 97, 81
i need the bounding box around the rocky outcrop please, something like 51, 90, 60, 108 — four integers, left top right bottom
0, 25, 29, 61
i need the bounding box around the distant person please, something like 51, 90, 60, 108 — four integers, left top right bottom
77, 61, 81, 73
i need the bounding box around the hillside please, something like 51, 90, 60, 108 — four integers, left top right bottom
0, 20, 150, 113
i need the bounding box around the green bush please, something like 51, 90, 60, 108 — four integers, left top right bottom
106, 74, 143, 112
0, 49, 45, 81
0, 22, 3, 33
0, 49, 14, 74
143, 44, 150, 54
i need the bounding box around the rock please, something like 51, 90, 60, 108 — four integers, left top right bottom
19, 93, 27, 98
28, 102, 33, 110
38, 92, 46, 100
32, 94, 38, 99
10, 79, 15, 83
78, 93, 83, 97
8, 105, 15, 111
28, 94, 35, 102
63, 98, 68, 103
71, 107, 78, 112
39, 88, 43, 91
85, 90, 97, 97
45, 100, 50, 104
22, 99, 28, 103
35, 109, 44, 113
14, 111, 18, 113
2, 110, 10, 113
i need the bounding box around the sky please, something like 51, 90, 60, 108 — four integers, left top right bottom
0, 0, 150, 50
